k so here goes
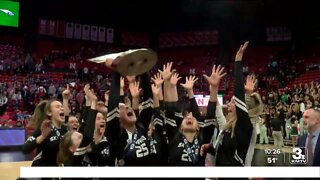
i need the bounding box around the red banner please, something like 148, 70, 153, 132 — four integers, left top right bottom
159, 30, 219, 48
121, 32, 150, 47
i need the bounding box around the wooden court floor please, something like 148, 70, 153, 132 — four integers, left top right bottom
0, 161, 32, 180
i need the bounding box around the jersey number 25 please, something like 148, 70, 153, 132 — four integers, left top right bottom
136, 143, 149, 158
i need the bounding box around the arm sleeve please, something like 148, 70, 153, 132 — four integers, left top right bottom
138, 73, 153, 130
164, 101, 180, 143
82, 109, 97, 145
153, 107, 164, 136
216, 105, 226, 129
105, 72, 121, 144
189, 97, 202, 122
233, 61, 253, 163
73, 109, 97, 165
120, 95, 125, 103
201, 101, 216, 144
78, 106, 90, 133
159, 100, 165, 112
206, 144, 216, 156
105, 72, 121, 167
22, 128, 42, 154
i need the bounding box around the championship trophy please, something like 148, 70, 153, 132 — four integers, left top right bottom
88, 48, 158, 76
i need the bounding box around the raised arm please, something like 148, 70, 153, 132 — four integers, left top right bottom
244, 75, 254, 114
83, 89, 98, 140
78, 84, 92, 133
129, 81, 141, 111
203, 65, 226, 125
233, 41, 254, 163
234, 41, 252, 132
201, 65, 226, 144
151, 83, 165, 137
62, 84, 71, 123
73, 90, 97, 162
181, 75, 202, 122
105, 72, 121, 143
215, 100, 226, 129
151, 73, 164, 107
137, 73, 153, 130
160, 62, 179, 102
160, 63, 181, 140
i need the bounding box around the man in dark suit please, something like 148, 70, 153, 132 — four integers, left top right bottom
21, 86, 30, 112
298, 108, 320, 166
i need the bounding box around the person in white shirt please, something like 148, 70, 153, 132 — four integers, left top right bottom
259, 116, 269, 144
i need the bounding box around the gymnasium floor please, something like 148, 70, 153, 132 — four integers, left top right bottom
0, 144, 295, 180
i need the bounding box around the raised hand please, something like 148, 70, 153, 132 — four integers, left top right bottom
129, 81, 141, 98
151, 73, 164, 87
151, 83, 160, 96
170, 72, 181, 86
96, 101, 108, 113
126, 75, 136, 84
203, 65, 227, 87
245, 75, 257, 94
159, 62, 174, 80
119, 103, 130, 122
181, 75, 198, 91
87, 89, 98, 102
235, 41, 249, 61
40, 119, 52, 138
104, 90, 109, 104
84, 84, 90, 95
120, 77, 125, 89
62, 84, 71, 100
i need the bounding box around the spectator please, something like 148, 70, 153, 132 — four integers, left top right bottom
0, 92, 8, 115
270, 112, 284, 148
48, 83, 56, 98
21, 86, 31, 111
259, 116, 269, 144
291, 116, 299, 146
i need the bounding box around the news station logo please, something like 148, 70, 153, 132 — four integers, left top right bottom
289, 147, 308, 165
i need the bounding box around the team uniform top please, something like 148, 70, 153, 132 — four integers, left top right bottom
64, 109, 97, 166
106, 72, 155, 166
147, 107, 168, 166
213, 61, 253, 166
22, 117, 69, 166
165, 99, 216, 166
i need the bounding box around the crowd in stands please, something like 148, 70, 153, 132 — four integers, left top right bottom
260, 81, 319, 146
0, 42, 319, 149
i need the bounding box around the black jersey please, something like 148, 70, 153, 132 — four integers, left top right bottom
22, 124, 68, 166
106, 72, 154, 167
64, 109, 97, 166
84, 136, 111, 166
214, 61, 253, 167
165, 101, 216, 166
146, 107, 167, 166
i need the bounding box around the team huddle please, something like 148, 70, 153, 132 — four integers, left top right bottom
22, 42, 259, 171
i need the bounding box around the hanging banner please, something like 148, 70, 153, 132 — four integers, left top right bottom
65, 22, 74, 39
82, 24, 90, 40
90, 26, 98, 41
48, 20, 56, 36
55, 21, 65, 38
39, 19, 48, 35
266, 27, 291, 42
106, 28, 114, 43
159, 30, 219, 48
98, 27, 106, 42
74, 24, 82, 39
